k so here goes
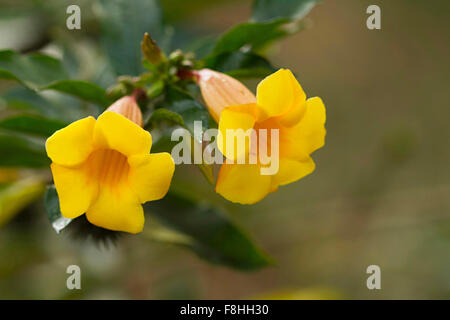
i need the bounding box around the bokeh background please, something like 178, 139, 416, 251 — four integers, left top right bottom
0, 0, 449, 299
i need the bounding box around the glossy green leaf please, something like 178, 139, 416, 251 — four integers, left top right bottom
0, 114, 66, 137
42, 80, 111, 106
45, 185, 72, 233
252, 0, 319, 22
151, 129, 215, 186
162, 86, 214, 183
1, 87, 63, 119
205, 51, 275, 79
146, 191, 272, 270
97, 0, 165, 76
204, 0, 319, 74
164, 85, 209, 140
0, 51, 109, 106
212, 19, 288, 55
0, 133, 49, 167
45, 185, 60, 223
184, 35, 217, 60
150, 132, 178, 154
0, 50, 68, 90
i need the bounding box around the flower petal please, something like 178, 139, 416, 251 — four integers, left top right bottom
256, 69, 306, 119
86, 183, 144, 234
280, 97, 326, 160
218, 104, 259, 161
215, 163, 272, 204
93, 111, 152, 157
128, 152, 175, 203
51, 162, 98, 219
46, 116, 96, 167
272, 157, 315, 187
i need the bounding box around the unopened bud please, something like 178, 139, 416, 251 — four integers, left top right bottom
105, 95, 143, 127
196, 69, 256, 122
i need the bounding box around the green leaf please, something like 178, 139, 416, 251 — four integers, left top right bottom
0, 133, 49, 167
205, 51, 275, 79
97, 0, 165, 76
212, 19, 288, 55
44, 185, 60, 223
42, 80, 111, 106
146, 108, 185, 130
0, 114, 67, 137
45, 185, 72, 233
184, 35, 217, 60
204, 0, 320, 72
164, 85, 209, 140
150, 132, 178, 154
252, 0, 319, 22
178, 131, 216, 185
1, 87, 63, 119
151, 130, 215, 186
146, 80, 165, 99
146, 192, 272, 270
2, 86, 90, 123
0, 51, 109, 106
0, 50, 68, 90
162, 86, 215, 184
0, 176, 46, 229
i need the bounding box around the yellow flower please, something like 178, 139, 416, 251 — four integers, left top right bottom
201, 69, 326, 204
45, 96, 175, 233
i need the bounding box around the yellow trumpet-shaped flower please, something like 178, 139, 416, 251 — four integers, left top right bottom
46, 96, 175, 233
201, 69, 326, 204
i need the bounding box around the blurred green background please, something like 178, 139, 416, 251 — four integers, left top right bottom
0, 0, 449, 299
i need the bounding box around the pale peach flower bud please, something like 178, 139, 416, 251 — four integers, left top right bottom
106, 95, 143, 127
196, 69, 256, 122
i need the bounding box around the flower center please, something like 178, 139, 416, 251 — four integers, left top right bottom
253, 119, 279, 158
86, 149, 130, 188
